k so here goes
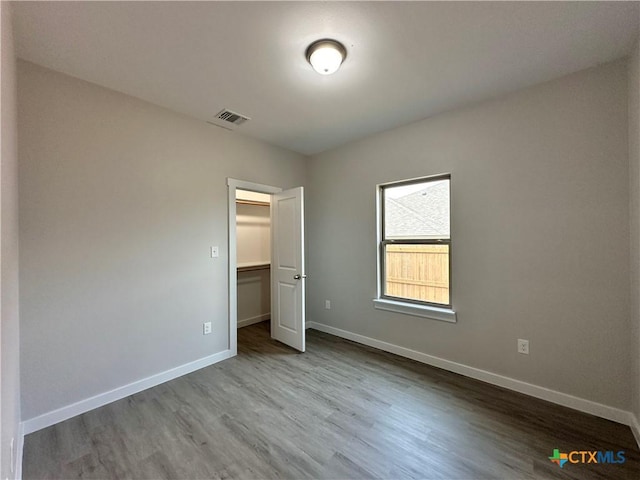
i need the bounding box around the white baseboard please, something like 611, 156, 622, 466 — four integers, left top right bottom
238, 313, 270, 328
22, 349, 235, 435
307, 321, 634, 427
631, 414, 640, 449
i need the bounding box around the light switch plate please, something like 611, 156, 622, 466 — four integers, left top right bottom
211, 246, 219, 258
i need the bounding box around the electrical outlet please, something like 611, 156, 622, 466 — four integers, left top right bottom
210, 246, 219, 258
325, 300, 331, 310
517, 339, 529, 355
203, 322, 212, 335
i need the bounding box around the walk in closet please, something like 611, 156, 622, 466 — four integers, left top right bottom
236, 190, 271, 328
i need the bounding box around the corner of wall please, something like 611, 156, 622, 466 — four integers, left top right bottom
630, 30, 640, 443
628, 16, 640, 446
1, 1, 22, 478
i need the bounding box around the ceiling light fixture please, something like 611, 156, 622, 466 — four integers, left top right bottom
306, 39, 347, 75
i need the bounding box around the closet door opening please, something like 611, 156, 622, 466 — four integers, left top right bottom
236, 189, 272, 332
228, 178, 305, 354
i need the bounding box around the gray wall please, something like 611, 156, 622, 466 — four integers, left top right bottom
18, 61, 306, 420
630, 33, 640, 425
1, 2, 21, 478
307, 61, 631, 410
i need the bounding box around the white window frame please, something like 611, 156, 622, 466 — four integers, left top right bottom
374, 174, 457, 323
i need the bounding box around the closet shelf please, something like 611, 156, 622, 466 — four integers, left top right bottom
237, 262, 271, 273
236, 199, 270, 207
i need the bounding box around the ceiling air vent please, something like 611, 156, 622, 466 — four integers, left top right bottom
207, 108, 251, 131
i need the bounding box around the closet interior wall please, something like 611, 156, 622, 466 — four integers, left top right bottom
236, 190, 271, 328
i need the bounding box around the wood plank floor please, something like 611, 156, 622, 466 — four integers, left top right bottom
23, 321, 640, 479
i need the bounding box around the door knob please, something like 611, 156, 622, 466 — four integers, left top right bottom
294, 274, 307, 280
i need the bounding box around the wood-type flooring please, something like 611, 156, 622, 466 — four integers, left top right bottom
23, 321, 640, 479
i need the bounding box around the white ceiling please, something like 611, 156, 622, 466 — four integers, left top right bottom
12, 1, 640, 156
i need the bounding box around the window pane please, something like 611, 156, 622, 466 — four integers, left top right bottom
384, 179, 450, 240
385, 244, 449, 305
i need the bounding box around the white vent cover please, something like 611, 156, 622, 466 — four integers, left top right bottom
207, 108, 250, 130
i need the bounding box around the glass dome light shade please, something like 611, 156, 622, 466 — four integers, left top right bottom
306, 39, 347, 75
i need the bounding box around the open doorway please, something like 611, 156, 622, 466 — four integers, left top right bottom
236, 189, 271, 332
227, 178, 306, 356
227, 179, 281, 356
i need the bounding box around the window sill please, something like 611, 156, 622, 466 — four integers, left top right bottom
373, 298, 457, 323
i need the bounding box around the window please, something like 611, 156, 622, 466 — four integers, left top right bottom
375, 174, 455, 321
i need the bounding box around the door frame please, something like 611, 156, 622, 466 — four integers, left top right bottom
227, 178, 282, 355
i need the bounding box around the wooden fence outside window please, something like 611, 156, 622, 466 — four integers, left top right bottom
385, 244, 450, 305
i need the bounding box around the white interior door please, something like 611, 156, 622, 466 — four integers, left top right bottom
271, 187, 305, 352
